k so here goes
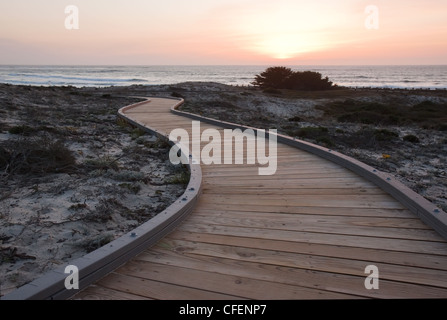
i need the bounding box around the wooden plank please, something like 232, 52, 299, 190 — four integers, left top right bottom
198, 194, 405, 209
168, 231, 447, 271
203, 186, 387, 196
202, 171, 362, 179
202, 186, 388, 196
72, 285, 150, 300
203, 175, 372, 183
186, 212, 442, 241
202, 179, 386, 189
201, 162, 346, 169
136, 246, 447, 299
115, 260, 355, 299
152, 238, 447, 289
191, 209, 433, 230
195, 202, 415, 218
177, 223, 447, 255
199, 162, 345, 170
200, 167, 350, 175
96, 272, 242, 300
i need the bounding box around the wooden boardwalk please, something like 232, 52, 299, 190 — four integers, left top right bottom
75, 98, 447, 299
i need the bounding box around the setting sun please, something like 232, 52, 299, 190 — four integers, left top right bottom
248, 33, 330, 59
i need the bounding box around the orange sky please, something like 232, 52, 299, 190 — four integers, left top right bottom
0, 0, 446, 65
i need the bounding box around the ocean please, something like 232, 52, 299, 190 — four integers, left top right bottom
0, 65, 446, 89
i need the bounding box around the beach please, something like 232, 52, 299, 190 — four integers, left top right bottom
0, 81, 446, 296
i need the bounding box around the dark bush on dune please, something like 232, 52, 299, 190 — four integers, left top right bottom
253, 66, 294, 89
252, 66, 335, 91
286, 71, 334, 91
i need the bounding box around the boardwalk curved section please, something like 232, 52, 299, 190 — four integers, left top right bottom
72, 97, 447, 299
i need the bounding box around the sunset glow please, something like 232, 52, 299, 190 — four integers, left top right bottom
0, 0, 446, 65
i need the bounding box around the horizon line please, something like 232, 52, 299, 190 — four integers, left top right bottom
1, 64, 447, 67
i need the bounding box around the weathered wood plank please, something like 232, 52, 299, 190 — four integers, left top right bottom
168, 231, 447, 271
152, 238, 447, 289
191, 209, 433, 230
115, 260, 356, 299
177, 223, 447, 255
136, 247, 447, 299
95, 272, 242, 300
202, 186, 388, 196
202, 171, 363, 179
186, 212, 442, 241
193, 202, 415, 218
202, 179, 388, 189
73, 285, 150, 300
198, 194, 405, 209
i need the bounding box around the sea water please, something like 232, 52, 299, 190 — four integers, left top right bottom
0, 65, 446, 89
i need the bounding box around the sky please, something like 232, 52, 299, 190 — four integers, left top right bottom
0, 0, 446, 65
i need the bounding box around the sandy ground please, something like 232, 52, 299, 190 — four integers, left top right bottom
0, 84, 188, 296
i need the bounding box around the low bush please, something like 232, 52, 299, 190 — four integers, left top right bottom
320, 98, 447, 128
374, 129, 399, 141
2, 136, 76, 175
83, 155, 120, 172
166, 171, 190, 185
171, 92, 184, 98
403, 134, 420, 143
8, 125, 35, 135
77, 233, 115, 253
252, 67, 335, 91
288, 116, 302, 122
285, 126, 333, 147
